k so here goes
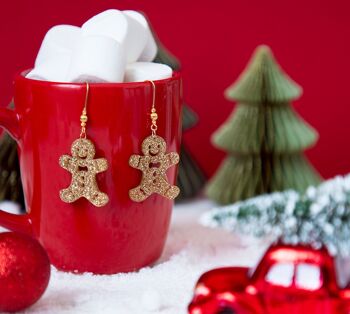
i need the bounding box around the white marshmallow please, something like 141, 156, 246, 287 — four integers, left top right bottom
26, 25, 81, 82
34, 25, 81, 67
124, 62, 172, 82
26, 53, 71, 82
67, 35, 126, 83
139, 31, 157, 62
123, 10, 157, 62
82, 9, 148, 63
82, 9, 128, 43
123, 13, 148, 63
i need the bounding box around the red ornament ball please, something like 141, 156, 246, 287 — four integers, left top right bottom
0, 232, 51, 312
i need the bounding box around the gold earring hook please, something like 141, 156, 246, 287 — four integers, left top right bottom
80, 82, 89, 139
148, 80, 156, 110
146, 80, 158, 136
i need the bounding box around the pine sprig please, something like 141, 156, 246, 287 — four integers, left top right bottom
202, 174, 350, 256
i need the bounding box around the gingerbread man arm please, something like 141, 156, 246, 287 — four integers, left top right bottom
129, 154, 143, 170
93, 158, 108, 173
59, 155, 75, 173
166, 152, 180, 168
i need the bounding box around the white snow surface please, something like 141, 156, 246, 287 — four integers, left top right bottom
0, 199, 269, 314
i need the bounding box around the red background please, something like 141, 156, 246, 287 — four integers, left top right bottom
1, 0, 349, 179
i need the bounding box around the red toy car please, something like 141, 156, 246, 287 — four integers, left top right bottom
188, 243, 350, 314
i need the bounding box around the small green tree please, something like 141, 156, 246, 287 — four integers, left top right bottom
207, 45, 321, 205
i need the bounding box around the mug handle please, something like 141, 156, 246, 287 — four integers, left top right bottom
0, 107, 32, 235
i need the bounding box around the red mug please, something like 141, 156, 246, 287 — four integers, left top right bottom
0, 71, 182, 274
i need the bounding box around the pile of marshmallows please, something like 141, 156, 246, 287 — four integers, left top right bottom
27, 9, 173, 83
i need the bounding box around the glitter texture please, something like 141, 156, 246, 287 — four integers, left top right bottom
129, 135, 180, 202
59, 138, 109, 207
0, 232, 50, 312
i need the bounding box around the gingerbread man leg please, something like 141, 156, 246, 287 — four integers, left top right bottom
129, 186, 152, 202
60, 187, 80, 203
157, 176, 180, 199
88, 191, 109, 207
164, 185, 180, 199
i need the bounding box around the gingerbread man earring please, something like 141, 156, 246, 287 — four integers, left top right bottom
59, 83, 109, 207
129, 80, 180, 202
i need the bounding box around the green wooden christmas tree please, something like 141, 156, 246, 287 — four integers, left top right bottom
153, 30, 206, 201
207, 45, 322, 205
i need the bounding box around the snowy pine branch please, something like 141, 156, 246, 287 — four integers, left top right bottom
201, 174, 350, 256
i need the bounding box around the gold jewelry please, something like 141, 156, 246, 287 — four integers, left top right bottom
59, 83, 109, 207
129, 80, 180, 202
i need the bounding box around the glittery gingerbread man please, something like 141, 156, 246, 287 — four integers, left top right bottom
59, 138, 109, 207
129, 135, 180, 202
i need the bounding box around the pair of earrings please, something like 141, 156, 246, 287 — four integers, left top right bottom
58, 81, 180, 207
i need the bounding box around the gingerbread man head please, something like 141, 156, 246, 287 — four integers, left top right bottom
71, 138, 95, 160
141, 135, 166, 156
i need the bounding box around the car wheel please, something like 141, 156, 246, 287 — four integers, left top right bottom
216, 307, 236, 314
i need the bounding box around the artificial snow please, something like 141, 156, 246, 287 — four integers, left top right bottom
0, 199, 268, 314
